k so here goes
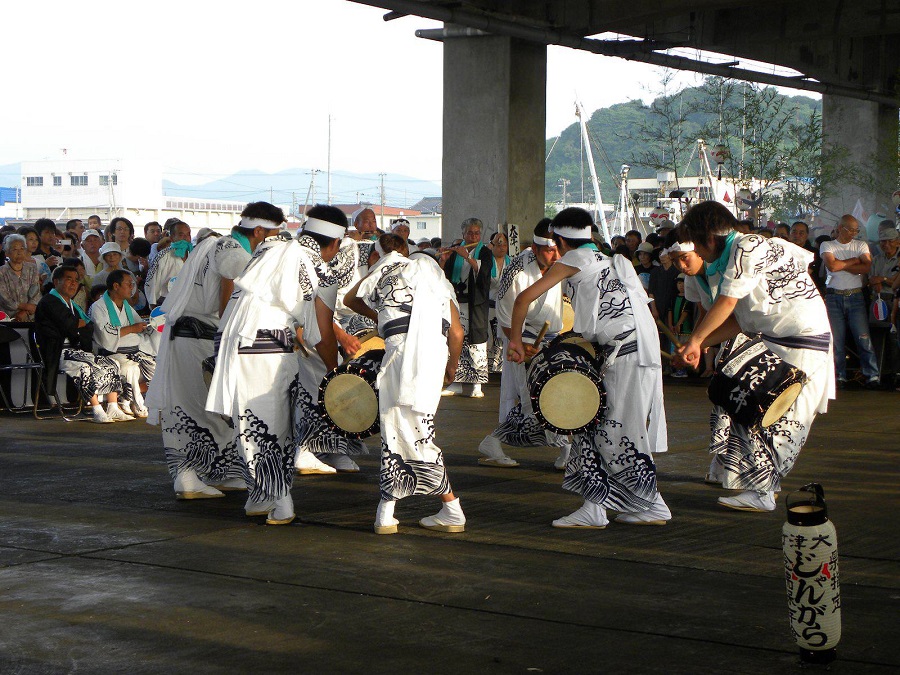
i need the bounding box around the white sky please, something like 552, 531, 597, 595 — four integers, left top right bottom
0, 0, 790, 186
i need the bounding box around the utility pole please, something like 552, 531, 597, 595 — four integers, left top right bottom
558, 178, 570, 208
379, 172, 386, 225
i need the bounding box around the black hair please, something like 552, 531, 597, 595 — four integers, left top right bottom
34, 218, 58, 236
378, 233, 408, 256
625, 229, 642, 242
88, 214, 102, 223
109, 217, 135, 241
614, 244, 631, 257
241, 201, 285, 224
430, 237, 442, 248
678, 201, 737, 247
51, 264, 79, 283
65, 219, 82, 230
304, 203, 348, 246
143, 221, 161, 234
16, 225, 38, 240
550, 207, 594, 249
129, 237, 151, 257
89, 283, 107, 302
106, 269, 129, 289
62, 257, 83, 268
534, 218, 552, 238
645, 232, 661, 247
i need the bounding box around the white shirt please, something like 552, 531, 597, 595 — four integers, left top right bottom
178, 235, 251, 327
495, 249, 563, 340
819, 238, 869, 290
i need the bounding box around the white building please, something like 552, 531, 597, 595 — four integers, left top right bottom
20, 158, 247, 231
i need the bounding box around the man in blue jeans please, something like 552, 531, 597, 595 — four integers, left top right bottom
820, 215, 880, 388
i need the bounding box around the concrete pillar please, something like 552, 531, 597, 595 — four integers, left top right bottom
442, 31, 547, 244
820, 95, 898, 227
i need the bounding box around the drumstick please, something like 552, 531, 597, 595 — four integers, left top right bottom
655, 318, 683, 349
534, 321, 551, 345
660, 350, 673, 361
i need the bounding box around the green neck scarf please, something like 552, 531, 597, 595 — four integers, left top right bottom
231, 230, 252, 254
706, 231, 736, 278
102, 290, 137, 328
50, 289, 91, 323
169, 240, 194, 259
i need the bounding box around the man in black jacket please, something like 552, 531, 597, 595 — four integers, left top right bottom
35, 266, 129, 423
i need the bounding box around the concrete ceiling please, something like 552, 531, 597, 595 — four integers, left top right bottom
353, 0, 900, 105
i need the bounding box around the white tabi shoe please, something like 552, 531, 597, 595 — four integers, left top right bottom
477, 435, 519, 467
718, 490, 776, 513
615, 493, 672, 526
174, 468, 225, 500
266, 496, 296, 525
552, 500, 608, 529
467, 384, 485, 398
212, 477, 248, 492
130, 402, 149, 418
245, 496, 275, 516
440, 383, 462, 397
91, 405, 113, 424
105, 402, 134, 422
318, 454, 360, 473
374, 499, 399, 535
553, 444, 571, 471
419, 498, 466, 533
295, 452, 337, 475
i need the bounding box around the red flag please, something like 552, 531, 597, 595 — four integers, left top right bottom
722, 191, 732, 203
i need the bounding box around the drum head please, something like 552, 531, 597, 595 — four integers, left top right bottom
324, 373, 379, 434
354, 331, 386, 359
538, 371, 602, 432
761, 382, 803, 427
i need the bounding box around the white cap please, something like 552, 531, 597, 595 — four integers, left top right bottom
81, 229, 102, 242
99, 242, 123, 257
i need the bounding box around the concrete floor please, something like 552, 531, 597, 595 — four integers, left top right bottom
0, 378, 897, 674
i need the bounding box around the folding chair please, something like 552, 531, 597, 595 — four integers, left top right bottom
30, 329, 84, 422
0, 323, 48, 418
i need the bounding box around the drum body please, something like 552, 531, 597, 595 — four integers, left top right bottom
708, 334, 807, 428
549, 330, 598, 359
527, 344, 606, 434
319, 349, 385, 439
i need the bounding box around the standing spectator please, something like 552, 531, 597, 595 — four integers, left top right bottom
80, 229, 104, 279
647, 246, 679, 333
440, 217, 493, 397
868, 222, 900, 386
17, 226, 51, 285
624, 229, 642, 262
667, 274, 694, 378
634, 242, 656, 290
790, 221, 814, 251
65, 220, 84, 253
107, 216, 135, 250
34, 219, 62, 272
820, 215, 880, 388
774, 222, 790, 239
0, 234, 41, 321
143, 221, 162, 246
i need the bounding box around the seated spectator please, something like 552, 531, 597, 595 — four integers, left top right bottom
125, 237, 151, 275
18, 226, 52, 284
0, 234, 41, 321
65, 219, 84, 253
34, 266, 131, 423
89, 269, 156, 418
88, 283, 106, 305
756, 227, 773, 239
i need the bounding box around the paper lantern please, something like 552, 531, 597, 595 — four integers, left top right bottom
649, 207, 669, 225
782, 483, 840, 664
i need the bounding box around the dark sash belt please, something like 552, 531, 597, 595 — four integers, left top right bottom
761, 332, 831, 353
98, 345, 139, 356
170, 316, 217, 341
381, 316, 451, 339
237, 328, 295, 355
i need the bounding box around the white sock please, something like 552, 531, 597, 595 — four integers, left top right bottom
92, 404, 104, 414
376, 499, 398, 526
438, 497, 465, 523
106, 401, 121, 412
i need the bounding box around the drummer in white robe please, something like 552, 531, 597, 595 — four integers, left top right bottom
89, 269, 156, 418
508, 207, 671, 529
671, 201, 834, 512
292, 207, 369, 474
345, 234, 467, 535
477, 219, 571, 469
145, 203, 279, 500
206, 233, 337, 525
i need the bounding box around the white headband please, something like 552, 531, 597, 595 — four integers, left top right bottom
373, 240, 386, 257
532, 235, 556, 247
665, 241, 695, 255
550, 225, 591, 239
240, 217, 282, 230
303, 217, 346, 239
